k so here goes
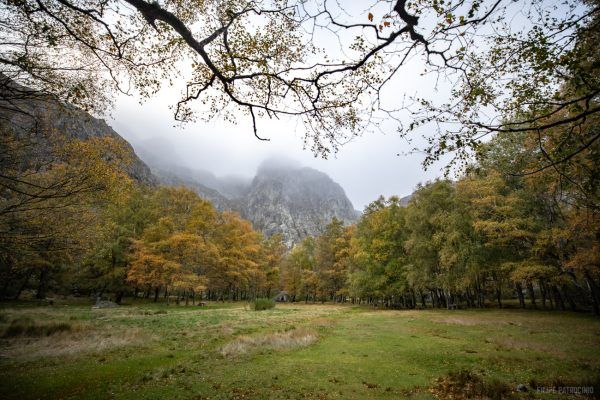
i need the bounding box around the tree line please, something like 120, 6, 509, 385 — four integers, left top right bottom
0, 121, 286, 303
280, 125, 599, 314
1, 0, 597, 310
0, 88, 597, 313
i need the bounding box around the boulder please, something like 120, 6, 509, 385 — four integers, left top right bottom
516, 384, 528, 392
93, 300, 119, 309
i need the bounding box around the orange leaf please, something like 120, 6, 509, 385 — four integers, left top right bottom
383, 21, 391, 27
368, 12, 373, 22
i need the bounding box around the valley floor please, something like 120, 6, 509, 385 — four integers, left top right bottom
0, 302, 598, 399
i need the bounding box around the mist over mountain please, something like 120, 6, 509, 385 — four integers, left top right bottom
139, 149, 360, 245
240, 159, 360, 245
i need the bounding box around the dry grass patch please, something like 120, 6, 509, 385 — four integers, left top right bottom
491, 337, 567, 357
220, 327, 318, 357
431, 316, 483, 326
311, 317, 335, 328
429, 369, 518, 400
0, 325, 150, 361
2, 318, 73, 338
429, 315, 501, 326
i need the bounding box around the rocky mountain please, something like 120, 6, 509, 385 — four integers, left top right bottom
0, 82, 155, 185
147, 158, 360, 246
239, 160, 359, 245
399, 194, 413, 207
1, 79, 359, 245
150, 165, 236, 211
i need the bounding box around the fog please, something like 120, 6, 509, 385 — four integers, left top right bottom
108, 67, 451, 212
110, 90, 447, 211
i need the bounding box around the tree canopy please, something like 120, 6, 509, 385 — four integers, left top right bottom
1, 0, 597, 164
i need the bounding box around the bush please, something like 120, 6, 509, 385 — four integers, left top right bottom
250, 298, 276, 311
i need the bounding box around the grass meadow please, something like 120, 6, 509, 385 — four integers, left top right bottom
0, 301, 598, 399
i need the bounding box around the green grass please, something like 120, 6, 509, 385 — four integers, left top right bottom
0, 302, 598, 399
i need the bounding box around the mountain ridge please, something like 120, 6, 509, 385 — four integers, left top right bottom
146, 159, 360, 246
0, 84, 155, 186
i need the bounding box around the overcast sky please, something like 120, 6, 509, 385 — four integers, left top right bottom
97, 0, 580, 211
107, 0, 462, 211
110, 89, 447, 211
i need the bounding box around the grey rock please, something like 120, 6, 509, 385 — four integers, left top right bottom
93, 300, 119, 309
152, 167, 236, 211
516, 384, 528, 392
238, 162, 359, 246
399, 194, 413, 207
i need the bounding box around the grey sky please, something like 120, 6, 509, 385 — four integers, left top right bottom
110, 85, 446, 211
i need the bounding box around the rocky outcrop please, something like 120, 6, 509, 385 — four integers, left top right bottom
152, 167, 235, 211
399, 194, 413, 207
148, 159, 359, 246
0, 83, 155, 185
238, 162, 359, 246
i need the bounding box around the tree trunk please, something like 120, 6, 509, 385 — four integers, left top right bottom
539, 280, 547, 309
14, 271, 33, 300
515, 283, 525, 308
527, 282, 536, 308
36, 267, 49, 299
584, 272, 600, 315
154, 287, 160, 302
476, 276, 483, 308
552, 285, 565, 310
561, 285, 577, 311
496, 285, 502, 309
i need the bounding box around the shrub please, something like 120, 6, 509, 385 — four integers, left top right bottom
250, 298, 276, 311
429, 369, 516, 400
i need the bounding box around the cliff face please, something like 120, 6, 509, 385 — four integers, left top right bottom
0, 89, 155, 186
238, 163, 359, 246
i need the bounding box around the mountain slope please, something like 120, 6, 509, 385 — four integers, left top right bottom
239, 162, 359, 245
0, 84, 155, 185
151, 166, 235, 211
1, 81, 358, 245
145, 158, 359, 246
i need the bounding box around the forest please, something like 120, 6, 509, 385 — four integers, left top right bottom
1, 0, 599, 312
1, 108, 598, 314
